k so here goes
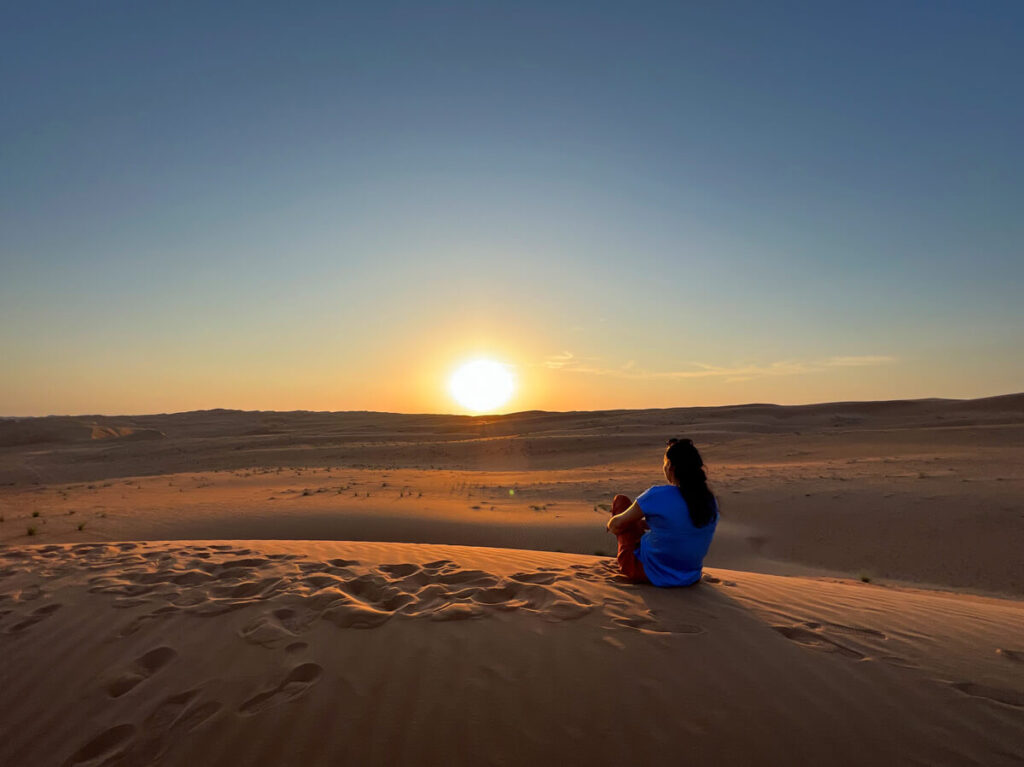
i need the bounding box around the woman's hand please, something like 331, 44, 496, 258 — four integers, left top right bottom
607, 501, 645, 534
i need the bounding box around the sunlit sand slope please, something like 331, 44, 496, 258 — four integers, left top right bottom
1, 541, 1021, 766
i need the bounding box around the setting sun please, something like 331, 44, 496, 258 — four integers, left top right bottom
448, 359, 516, 413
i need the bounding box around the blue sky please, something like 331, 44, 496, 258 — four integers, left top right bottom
2, 2, 1021, 415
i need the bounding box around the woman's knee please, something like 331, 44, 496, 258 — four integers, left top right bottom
611, 494, 632, 513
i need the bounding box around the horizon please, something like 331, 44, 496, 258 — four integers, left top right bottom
4, 389, 1021, 422
3, 2, 1022, 416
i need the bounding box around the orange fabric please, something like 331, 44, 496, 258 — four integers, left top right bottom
611, 494, 649, 583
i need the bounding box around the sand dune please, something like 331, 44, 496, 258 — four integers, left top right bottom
1, 396, 1023, 764
1, 540, 1021, 766
2, 394, 1022, 595
2, 394, 1022, 475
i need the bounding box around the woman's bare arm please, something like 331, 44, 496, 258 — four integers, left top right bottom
607, 501, 644, 534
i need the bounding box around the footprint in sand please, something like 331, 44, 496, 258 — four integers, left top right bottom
610, 612, 701, 635
878, 655, 919, 668
422, 559, 454, 570
241, 606, 319, 646
111, 597, 152, 609
239, 663, 323, 716
240, 615, 298, 647
701, 574, 738, 587
105, 646, 178, 697
322, 600, 393, 629
951, 681, 1024, 708
437, 569, 499, 587
510, 572, 558, 585
544, 600, 592, 622
116, 605, 181, 638
15, 584, 43, 602
997, 648, 1024, 663
472, 585, 524, 605
804, 620, 886, 640
64, 724, 136, 766
144, 689, 202, 730
772, 625, 865, 659
127, 690, 223, 762
378, 563, 420, 578
429, 602, 484, 621
327, 557, 360, 568
7, 602, 61, 633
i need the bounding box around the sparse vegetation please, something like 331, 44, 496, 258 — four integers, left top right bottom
860, 574, 872, 583
77, 523, 86, 531
27, 526, 37, 536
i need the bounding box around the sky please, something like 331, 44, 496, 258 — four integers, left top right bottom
2, 1, 1022, 416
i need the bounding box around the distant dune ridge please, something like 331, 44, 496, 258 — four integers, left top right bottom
1, 392, 1021, 471
1, 394, 1022, 765
0, 420, 165, 447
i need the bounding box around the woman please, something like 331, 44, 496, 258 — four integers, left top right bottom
606, 438, 718, 586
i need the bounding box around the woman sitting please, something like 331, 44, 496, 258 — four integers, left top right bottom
606, 438, 718, 586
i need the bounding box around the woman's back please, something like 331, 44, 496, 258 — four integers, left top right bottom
635, 485, 717, 586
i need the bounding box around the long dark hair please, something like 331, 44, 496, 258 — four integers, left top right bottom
666, 438, 716, 528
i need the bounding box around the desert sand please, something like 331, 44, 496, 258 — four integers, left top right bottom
1, 395, 1023, 765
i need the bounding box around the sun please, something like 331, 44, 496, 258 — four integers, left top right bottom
448, 359, 516, 413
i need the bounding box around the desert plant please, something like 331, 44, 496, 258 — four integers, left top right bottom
77, 523, 86, 531
27, 526, 37, 536
31, 510, 40, 518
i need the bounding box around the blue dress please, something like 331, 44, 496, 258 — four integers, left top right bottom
635, 485, 718, 587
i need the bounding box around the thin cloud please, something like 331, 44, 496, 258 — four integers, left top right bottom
823, 355, 897, 367
537, 353, 895, 382
542, 351, 577, 369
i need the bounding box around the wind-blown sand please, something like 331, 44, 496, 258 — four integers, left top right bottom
1, 395, 1022, 765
